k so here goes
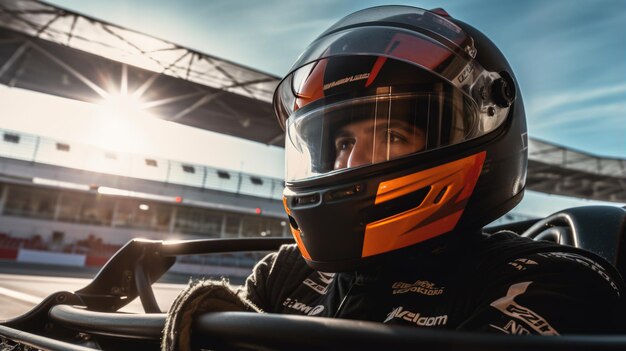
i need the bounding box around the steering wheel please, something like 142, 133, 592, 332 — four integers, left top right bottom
520, 205, 626, 268
521, 211, 577, 246
47, 305, 626, 351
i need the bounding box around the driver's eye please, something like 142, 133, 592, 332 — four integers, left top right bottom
383, 130, 408, 144
335, 137, 355, 151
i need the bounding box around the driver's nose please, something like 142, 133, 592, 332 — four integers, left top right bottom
346, 141, 371, 168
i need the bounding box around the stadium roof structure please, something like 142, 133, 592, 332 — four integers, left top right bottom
527, 139, 626, 203
0, 0, 625, 203
0, 0, 284, 145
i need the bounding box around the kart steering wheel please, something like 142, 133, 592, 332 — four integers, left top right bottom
521, 211, 577, 246
520, 205, 626, 269
47, 305, 626, 351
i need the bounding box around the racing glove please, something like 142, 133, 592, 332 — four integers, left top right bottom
161, 278, 261, 351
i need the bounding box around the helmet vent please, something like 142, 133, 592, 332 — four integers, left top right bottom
364, 186, 431, 223
293, 193, 320, 207
325, 184, 362, 202
433, 186, 449, 204
288, 215, 300, 230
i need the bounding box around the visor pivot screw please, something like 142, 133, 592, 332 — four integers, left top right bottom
487, 106, 496, 117
492, 72, 516, 107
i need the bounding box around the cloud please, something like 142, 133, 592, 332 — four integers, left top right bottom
528, 83, 626, 118
531, 100, 624, 130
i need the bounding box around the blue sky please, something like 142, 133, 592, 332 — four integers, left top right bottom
46, 0, 625, 157
6, 0, 625, 216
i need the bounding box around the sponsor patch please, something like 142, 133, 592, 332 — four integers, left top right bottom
323, 73, 370, 90
392, 280, 444, 296
455, 62, 474, 84
490, 281, 559, 335
282, 297, 325, 316
508, 257, 538, 271
384, 306, 448, 327
303, 272, 335, 295
489, 320, 531, 335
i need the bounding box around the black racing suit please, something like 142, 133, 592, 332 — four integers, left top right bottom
241, 231, 625, 334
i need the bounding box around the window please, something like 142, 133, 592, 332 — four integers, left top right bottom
217, 170, 231, 179
241, 217, 287, 238
113, 200, 134, 228
57, 192, 83, 222
3, 185, 57, 219
145, 159, 158, 167
268, 218, 288, 237
174, 207, 222, 236
133, 201, 171, 230
80, 196, 115, 226
182, 165, 195, 174
224, 215, 241, 238
3, 133, 19, 144
56, 143, 70, 152
242, 216, 267, 237
250, 177, 263, 185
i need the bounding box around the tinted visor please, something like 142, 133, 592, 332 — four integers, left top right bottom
286, 85, 479, 181
277, 6, 511, 182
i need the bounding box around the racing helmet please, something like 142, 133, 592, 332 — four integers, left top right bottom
274, 6, 527, 272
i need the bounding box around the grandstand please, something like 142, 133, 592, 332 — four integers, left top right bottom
0, 127, 287, 273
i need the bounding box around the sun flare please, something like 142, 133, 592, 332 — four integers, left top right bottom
91, 92, 152, 153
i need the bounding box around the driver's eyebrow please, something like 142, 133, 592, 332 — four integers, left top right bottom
369, 118, 415, 131
383, 119, 414, 131
335, 119, 414, 136
333, 128, 353, 140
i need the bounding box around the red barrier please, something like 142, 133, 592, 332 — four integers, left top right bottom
85, 255, 109, 267
0, 247, 18, 260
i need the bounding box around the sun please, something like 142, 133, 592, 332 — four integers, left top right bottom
91, 92, 152, 154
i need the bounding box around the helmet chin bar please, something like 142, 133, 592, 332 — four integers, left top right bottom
302, 225, 481, 273
284, 150, 486, 272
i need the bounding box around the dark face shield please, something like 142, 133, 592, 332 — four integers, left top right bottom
285, 88, 480, 181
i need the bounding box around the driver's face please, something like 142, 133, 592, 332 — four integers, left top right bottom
333, 118, 426, 170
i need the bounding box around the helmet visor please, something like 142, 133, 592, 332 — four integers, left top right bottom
286, 86, 480, 181
274, 11, 477, 125
277, 6, 511, 182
